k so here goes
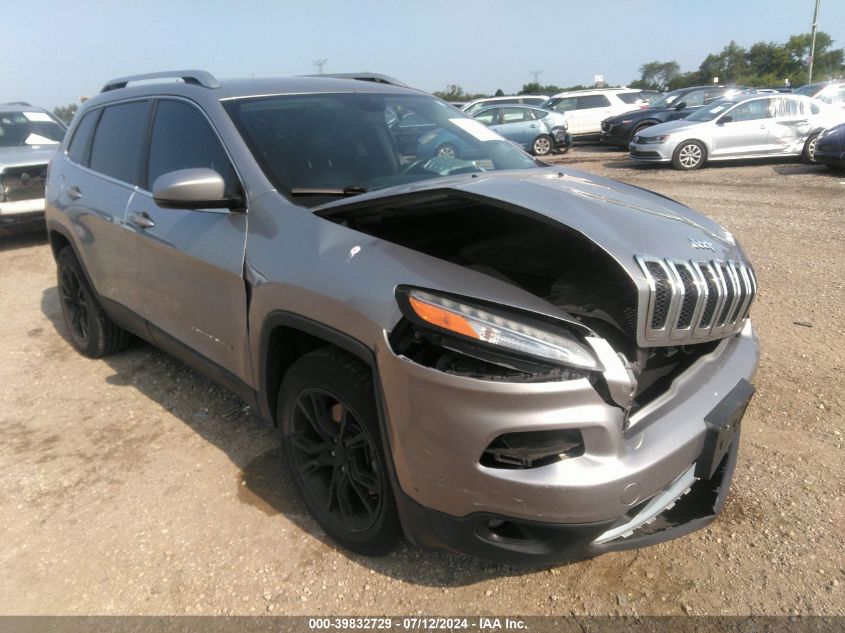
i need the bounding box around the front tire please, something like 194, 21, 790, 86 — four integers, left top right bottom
434, 142, 458, 158
531, 134, 553, 156
803, 132, 820, 164
56, 247, 131, 357
672, 140, 706, 170
278, 348, 401, 556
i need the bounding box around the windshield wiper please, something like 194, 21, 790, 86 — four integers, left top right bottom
290, 186, 368, 197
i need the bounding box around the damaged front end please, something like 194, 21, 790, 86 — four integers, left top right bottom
315, 183, 744, 416
314, 172, 758, 563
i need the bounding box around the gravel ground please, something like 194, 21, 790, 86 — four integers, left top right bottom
1, 147, 843, 616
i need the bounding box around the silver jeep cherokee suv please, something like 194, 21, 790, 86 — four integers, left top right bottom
45, 70, 759, 565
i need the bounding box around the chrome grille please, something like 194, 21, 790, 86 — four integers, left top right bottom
636, 256, 756, 343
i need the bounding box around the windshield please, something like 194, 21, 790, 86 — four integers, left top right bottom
0, 111, 65, 148
223, 93, 537, 201
684, 98, 739, 122
794, 83, 824, 97
649, 89, 685, 108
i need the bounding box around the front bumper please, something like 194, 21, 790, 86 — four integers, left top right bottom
551, 129, 572, 152
813, 142, 845, 167
0, 199, 46, 234
628, 140, 673, 162
375, 320, 758, 563
600, 122, 633, 146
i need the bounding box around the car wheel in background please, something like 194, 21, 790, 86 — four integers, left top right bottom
802, 133, 820, 164
672, 140, 707, 170
56, 247, 132, 358
434, 143, 458, 158
278, 348, 401, 556
531, 135, 553, 156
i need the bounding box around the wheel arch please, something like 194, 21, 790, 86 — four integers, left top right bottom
257, 311, 376, 424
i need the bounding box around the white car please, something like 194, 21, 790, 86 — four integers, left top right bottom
628, 94, 841, 170
540, 89, 649, 139
460, 95, 548, 116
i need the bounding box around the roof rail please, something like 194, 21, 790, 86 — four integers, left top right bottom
2, 101, 33, 107
101, 70, 220, 93
300, 72, 409, 88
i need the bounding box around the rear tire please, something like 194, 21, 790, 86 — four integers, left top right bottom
531, 134, 553, 156
671, 140, 706, 170
56, 247, 131, 358
278, 348, 401, 556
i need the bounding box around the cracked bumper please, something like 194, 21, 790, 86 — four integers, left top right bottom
375, 321, 758, 562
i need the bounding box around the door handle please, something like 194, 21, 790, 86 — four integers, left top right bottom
127, 211, 155, 229
529, 124, 537, 128
67, 185, 82, 200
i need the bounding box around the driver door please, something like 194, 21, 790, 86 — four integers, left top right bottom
126, 98, 250, 381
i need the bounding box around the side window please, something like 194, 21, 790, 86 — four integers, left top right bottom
681, 90, 706, 107
577, 95, 611, 109
89, 101, 149, 185
147, 100, 239, 197
549, 97, 578, 113
474, 109, 499, 125
67, 109, 100, 166
501, 107, 530, 123
704, 90, 726, 104
728, 99, 772, 122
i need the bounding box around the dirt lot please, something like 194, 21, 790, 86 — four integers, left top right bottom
1, 147, 843, 617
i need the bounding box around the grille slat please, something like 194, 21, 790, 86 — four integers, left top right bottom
636, 256, 756, 344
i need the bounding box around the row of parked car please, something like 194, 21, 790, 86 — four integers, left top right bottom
2, 79, 844, 235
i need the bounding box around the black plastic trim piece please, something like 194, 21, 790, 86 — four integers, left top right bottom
256, 311, 375, 421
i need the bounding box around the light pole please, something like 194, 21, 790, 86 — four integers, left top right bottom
808, 0, 821, 83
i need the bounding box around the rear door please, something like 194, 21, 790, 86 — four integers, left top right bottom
574, 94, 612, 135
56, 100, 151, 311
491, 107, 536, 146
126, 98, 250, 380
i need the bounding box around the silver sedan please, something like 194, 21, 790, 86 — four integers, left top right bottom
629, 94, 842, 170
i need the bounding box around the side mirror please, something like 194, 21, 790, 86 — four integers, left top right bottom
152, 168, 240, 210
718, 115, 733, 125
674, 101, 687, 111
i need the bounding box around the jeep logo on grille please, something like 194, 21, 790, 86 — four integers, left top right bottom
688, 237, 716, 252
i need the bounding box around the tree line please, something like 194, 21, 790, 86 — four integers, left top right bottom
432, 31, 844, 101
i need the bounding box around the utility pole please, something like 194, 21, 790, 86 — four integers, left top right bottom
313, 58, 328, 75
529, 70, 543, 85
808, 0, 821, 83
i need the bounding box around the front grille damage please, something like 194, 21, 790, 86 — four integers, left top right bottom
637, 256, 756, 343
0, 164, 48, 202
318, 190, 747, 410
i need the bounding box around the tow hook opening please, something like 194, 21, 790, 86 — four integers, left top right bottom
480, 429, 585, 469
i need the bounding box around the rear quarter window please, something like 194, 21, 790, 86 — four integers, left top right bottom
618, 93, 644, 104
66, 109, 100, 166
578, 95, 611, 108
89, 101, 150, 185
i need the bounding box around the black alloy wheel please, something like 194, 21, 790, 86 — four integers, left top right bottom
278, 348, 401, 555
59, 264, 90, 346
288, 387, 383, 532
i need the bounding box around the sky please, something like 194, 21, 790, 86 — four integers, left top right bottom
2, 0, 843, 109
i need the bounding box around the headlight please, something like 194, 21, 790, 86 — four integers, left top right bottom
401, 289, 602, 371
640, 135, 670, 143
